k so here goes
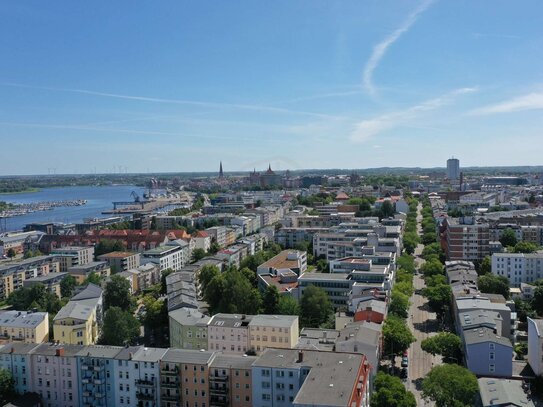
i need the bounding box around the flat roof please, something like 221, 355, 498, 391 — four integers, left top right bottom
24, 272, 67, 283
210, 353, 257, 369
0, 311, 47, 328
253, 349, 364, 407
76, 345, 123, 359
162, 348, 215, 364
478, 377, 534, 407
249, 314, 298, 328
97, 251, 138, 258
208, 314, 253, 328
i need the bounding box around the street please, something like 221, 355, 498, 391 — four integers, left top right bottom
403, 203, 442, 405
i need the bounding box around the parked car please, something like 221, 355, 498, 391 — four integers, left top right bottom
400, 367, 408, 379
401, 356, 409, 368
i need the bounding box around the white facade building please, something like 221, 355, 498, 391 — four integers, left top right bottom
492, 251, 543, 286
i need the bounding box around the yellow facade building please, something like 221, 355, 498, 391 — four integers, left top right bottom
0, 310, 49, 344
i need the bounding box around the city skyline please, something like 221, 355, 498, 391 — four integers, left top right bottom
1, 0, 543, 175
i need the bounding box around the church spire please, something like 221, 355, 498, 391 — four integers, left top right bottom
219, 161, 224, 178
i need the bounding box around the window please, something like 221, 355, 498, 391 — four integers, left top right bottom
490, 352, 495, 361
262, 394, 271, 401
489, 364, 495, 373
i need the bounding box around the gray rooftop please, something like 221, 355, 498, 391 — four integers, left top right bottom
210, 353, 257, 369
132, 346, 168, 362
68, 261, 108, 273
0, 343, 40, 355
31, 343, 84, 357
71, 283, 103, 301
208, 314, 253, 328
162, 348, 215, 365
253, 349, 365, 407
0, 310, 48, 328
478, 377, 534, 407
463, 327, 512, 347
168, 307, 210, 327
23, 272, 67, 283
249, 314, 298, 328
76, 345, 123, 359
53, 298, 98, 322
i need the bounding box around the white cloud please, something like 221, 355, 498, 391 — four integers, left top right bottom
350, 87, 477, 142
470, 92, 543, 115
362, 0, 435, 95
0, 82, 343, 120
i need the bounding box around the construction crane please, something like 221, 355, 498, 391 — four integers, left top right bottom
131, 191, 141, 203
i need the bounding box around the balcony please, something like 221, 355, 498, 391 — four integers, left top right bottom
210, 375, 228, 382
136, 392, 155, 401
161, 366, 179, 376
136, 378, 155, 387
210, 386, 229, 395
161, 394, 180, 402
161, 381, 178, 388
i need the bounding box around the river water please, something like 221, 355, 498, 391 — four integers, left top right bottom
1, 185, 146, 232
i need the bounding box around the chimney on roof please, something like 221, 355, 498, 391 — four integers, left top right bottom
129, 352, 133, 360
297, 350, 304, 363
55, 348, 65, 357
241, 314, 246, 320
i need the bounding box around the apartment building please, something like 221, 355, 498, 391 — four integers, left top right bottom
251, 349, 371, 407
442, 217, 490, 262
30, 343, 83, 407
274, 227, 327, 249
68, 261, 110, 284
0, 255, 60, 300
209, 353, 256, 407
168, 307, 210, 350
50, 246, 94, 272
159, 348, 215, 407
298, 273, 353, 308
248, 315, 299, 354
207, 314, 252, 354
97, 251, 141, 273
527, 318, 543, 376
23, 272, 68, 298
205, 226, 227, 248
0, 342, 38, 394
463, 327, 513, 377
0, 310, 49, 344
492, 251, 543, 287
142, 245, 186, 271
76, 345, 120, 407
54, 283, 103, 345
114, 346, 168, 407
257, 250, 307, 276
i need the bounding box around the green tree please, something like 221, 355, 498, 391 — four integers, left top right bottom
421, 259, 444, 278
160, 268, 174, 295
60, 275, 78, 298
277, 295, 300, 316
0, 369, 15, 405
380, 200, 395, 218
240, 267, 257, 287
300, 285, 333, 328
478, 256, 492, 276
370, 372, 417, 407
208, 242, 221, 254
532, 286, 543, 316
421, 232, 437, 245
389, 290, 410, 319
86, 272, 103, 285
204, 269, 262, 315
421, 364, 478, 407
140, 295, 168, 330
316, 259, 329, 272
104, 275, 134, 311
383, 315, 416, 357
6, 248, 16, 258
191, 248, 207, 262
263, 285, 280, 314
514, 298, 536, 323
422, 243, 443, 261
198, 265, 221, 294
513, 241, 540, 254
422, 284, 451, 318
499, 228, 517, 248
477, 274, 510, 299
7, 284, 62, 314
94, 239, 126, 256
397, 254, 416, 274
421, 332, 462, 363
100, 307, 140, 346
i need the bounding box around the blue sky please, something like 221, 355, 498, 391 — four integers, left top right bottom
1, 0, 542, 175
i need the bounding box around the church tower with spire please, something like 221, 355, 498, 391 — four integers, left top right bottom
219, 161, 224, 179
